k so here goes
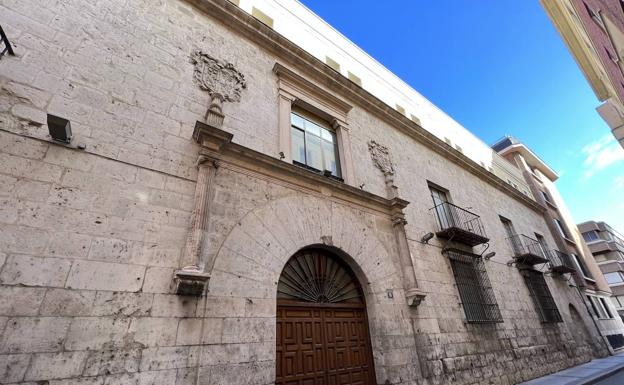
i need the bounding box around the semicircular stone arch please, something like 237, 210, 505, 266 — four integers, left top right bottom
208, 194, 403, 302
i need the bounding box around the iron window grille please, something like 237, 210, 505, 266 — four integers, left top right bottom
429, 202, 489, 246
446, 249, 503, 323
0, 25, 15, 59
521, 269, 562, 323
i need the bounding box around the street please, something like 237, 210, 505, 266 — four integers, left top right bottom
595, 370, 624, 385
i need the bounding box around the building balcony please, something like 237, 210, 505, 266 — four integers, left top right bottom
506, 234, 549, 265
588, 239, 624, 255
547, 249, 577, 274
430, 202, 489, 247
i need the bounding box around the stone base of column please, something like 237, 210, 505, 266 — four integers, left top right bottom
405, 287, 427, 307
174, 267, 210, 296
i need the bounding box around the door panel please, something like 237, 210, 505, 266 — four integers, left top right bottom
276, 305, 375, 385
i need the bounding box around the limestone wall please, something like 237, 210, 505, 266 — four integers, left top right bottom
0, 0, 608, 384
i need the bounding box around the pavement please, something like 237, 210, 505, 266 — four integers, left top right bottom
519, 352, 624, 385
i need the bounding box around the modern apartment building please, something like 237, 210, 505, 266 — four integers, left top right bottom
0, 0, 615, 384
494, 136, 624, 350
579, 221, 624, 317
541, 0, 624, 148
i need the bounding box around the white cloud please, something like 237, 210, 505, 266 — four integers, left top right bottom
581, 134, 624, 179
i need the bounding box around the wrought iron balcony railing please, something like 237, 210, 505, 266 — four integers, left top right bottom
0, 25, 15, 59
548, 249, 577, 274
429, 202, 489, 246
506, 234, 549, 265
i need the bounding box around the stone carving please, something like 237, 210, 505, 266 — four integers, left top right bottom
368, 140, 394, 176
190, 50, 246, 121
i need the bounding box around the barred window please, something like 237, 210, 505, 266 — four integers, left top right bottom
521, 269, 562, 323
447, 249, 503, 323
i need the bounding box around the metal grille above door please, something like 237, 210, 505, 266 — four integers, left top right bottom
277, 249, 364, 304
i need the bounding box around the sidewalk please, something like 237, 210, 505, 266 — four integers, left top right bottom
520, 352, 624, 385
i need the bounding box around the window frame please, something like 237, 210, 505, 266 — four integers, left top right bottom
274, 63, 354, 185
583, 230, 600, 243
572, 253, 594, 281
290, 109, 342, 178
604, 271, 624, 285
553, 218, 570, 239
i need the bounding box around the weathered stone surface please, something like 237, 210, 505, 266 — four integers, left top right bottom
1, 317, 70, 353
0, 0, 606, 383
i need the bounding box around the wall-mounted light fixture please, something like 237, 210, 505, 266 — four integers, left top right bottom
47, 114, 72, 143
483, 252, 496, 260
420, 232, 435, 244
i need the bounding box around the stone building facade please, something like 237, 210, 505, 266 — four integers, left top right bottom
494, 137, 624, 351
0, 0, 612, 384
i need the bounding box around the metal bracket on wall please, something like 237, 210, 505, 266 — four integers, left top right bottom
0, 25, 15, 59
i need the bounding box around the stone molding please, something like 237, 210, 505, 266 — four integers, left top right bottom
189, 122, 426, 306
273, 63, 355, 185
185, 0, 544, 213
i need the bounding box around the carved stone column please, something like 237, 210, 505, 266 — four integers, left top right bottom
174, 50, 244, 296
369, 140, 426, 307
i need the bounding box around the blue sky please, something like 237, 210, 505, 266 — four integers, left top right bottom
300, 0, 624, 233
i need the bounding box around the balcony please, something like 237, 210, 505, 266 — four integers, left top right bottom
547, 249, 577, 274
507, 234, 549, 265
430, 202, 489, 247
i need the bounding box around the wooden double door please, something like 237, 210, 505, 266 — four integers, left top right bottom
276, 302, 376, 385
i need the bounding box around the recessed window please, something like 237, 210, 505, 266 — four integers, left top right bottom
604, 272, 624, 285
444, 137, 452, 145
410, 114, 421, 125
447, 249, 503, 323
455, 144, 463, 154
540, 191, 553, 204
572, 254, 593, 280
291, 110, 341, 178
553, 218, 570, 239
584, 2, 605, 29
521, 269, 562, 323
395, 104, 406, 115
583, 231, 600, 243
588, 295, 614, 319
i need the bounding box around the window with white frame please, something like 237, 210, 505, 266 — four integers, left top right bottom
572, 254, 594, 280
604, 272, 624, 285
554, 218, 570, 239
290, 110, 341, 178
582, 231, 599, 243
587, 295, 613, 319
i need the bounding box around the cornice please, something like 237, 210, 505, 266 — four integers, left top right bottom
193, 121, 408, 216
185, 0, 545, 214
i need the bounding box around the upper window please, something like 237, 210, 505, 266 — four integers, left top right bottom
521, 269, 562, 323
553, 218, 570, 239
588, 295, 614, 319
572, 254, 593, 280
583, 231, 600, 243
291, 110, 341, 178
604, 272, 624, 285
540, 191, 553, 205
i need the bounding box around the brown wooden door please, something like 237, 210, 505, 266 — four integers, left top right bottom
276, 303, 376, 385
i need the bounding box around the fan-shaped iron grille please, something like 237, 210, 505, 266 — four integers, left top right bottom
277, 249, 363, 304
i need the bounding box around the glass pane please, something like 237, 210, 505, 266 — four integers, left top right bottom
291, 113, 305, 129
304, 120, 321, 137
322, 140, 340, 176
320, 128, 334, 142
291, 127, 305, 164
305, 132, 323, 170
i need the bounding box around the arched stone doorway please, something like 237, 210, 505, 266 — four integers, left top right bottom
275, 247, 377, 385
